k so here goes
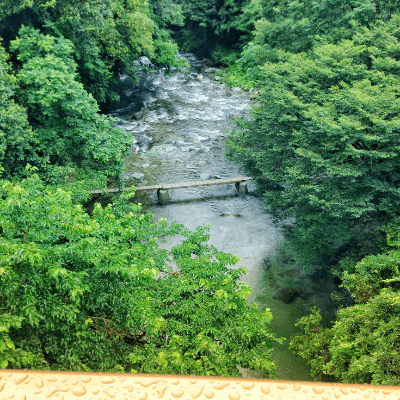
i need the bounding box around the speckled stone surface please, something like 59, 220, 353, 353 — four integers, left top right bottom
1, 370, 399, 399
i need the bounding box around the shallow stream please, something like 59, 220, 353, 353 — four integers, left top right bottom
106, 53, 345, 380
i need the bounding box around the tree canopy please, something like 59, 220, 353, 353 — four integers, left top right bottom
3, 0, 400, 384
11, 26, 132, 180
0, 41, 39, 179
227, 17, 400, 262
289, 226, 400, 384
0, 172, 280, 375
0, 0, 184, 105
291, 285, 400, 384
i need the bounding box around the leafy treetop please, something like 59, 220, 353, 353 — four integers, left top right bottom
0, 172, 280, 376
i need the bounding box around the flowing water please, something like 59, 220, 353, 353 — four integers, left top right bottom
106, 53, 347, 380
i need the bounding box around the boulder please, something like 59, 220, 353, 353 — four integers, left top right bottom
135, 56, 153, 67
132, 111, 143, 120
199, 173, 211, 181
132, 173, 145, 180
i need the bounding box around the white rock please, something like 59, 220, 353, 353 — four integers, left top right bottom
132, 173, 145, 180
204, 68, 218, 73
199, 173, 211, 180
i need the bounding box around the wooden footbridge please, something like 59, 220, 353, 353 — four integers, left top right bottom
90, 176, 252, 205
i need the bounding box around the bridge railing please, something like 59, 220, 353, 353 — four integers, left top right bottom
1, 370, 399, 399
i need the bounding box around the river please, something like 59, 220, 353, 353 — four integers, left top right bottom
106, 53, 345, 381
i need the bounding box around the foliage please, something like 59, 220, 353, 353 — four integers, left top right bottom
149, 0, 184, 29
289, 307, 334, 381
211, 46, 242, 67
337, 228, 400, 303
0, 0, 182, 105
9, 26, 133, 182
0, 173, 280, 375
0, 42, 41, 178
45, 0, 155, 102
325, 289, 400, 384
226, 18, 400, 263
292, 221, 400, 384
173, 0, 248, 57
291, 290, 400, 385
228, 0, 400, 101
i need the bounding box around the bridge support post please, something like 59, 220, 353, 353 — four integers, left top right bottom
235, 181, 248, 195
157, 189, 169, 205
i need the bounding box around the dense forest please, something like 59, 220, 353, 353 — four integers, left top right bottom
1, 0, 400, 385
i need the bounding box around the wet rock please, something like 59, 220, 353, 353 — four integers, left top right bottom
132, 111, 143, 120
142, 164, 150, 168
273, 286, 300, 304
199, 173, 211, 180
210, 175, 221, 179
121, 172, 145, 181
232, 87, 241, 92
132, 173, 145, 180
214, 76, 221, 81
204, 68, 220, 73
134, 56, 153, 67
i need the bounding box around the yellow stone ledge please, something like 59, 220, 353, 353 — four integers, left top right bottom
1, 370, 399, 400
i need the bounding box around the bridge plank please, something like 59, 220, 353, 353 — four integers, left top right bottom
89, 176, 252, 194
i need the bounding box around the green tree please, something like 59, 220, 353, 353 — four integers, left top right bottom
9, 26, 133, 183
290, 290, 400, 385
227, 18, 400, 263
173, 0, 247, 57
0, 0, 182, 104
0, 172, 280, 375
288, 308, 334, 382
230, 0, 400, 88
238, 0, 400, 67
0, 42, 41, 178
334, 224, 400, 303
45, 0, 155, 102
291, 221, 400, 384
